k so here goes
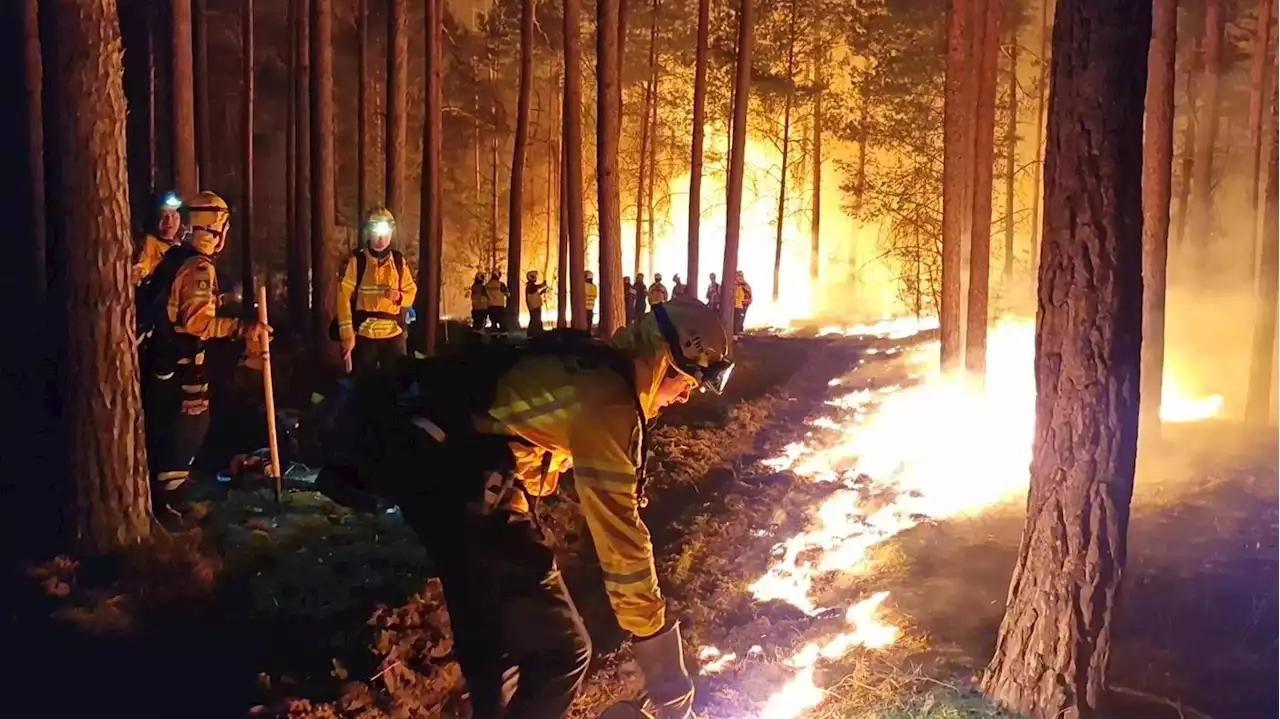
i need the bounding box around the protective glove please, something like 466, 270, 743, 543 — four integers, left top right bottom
630, 621, 695, 719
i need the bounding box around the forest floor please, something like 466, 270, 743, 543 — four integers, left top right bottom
6, 325, 1277, 719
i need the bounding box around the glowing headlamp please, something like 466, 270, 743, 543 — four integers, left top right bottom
370, 219, 394, 237
162, 192, 182, 209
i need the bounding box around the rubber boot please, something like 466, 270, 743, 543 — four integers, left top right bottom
629, 621, 695, 719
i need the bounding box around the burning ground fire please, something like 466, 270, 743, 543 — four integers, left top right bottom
693, 317, 1224, 718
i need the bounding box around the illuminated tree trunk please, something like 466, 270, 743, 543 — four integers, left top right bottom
194, 0, 209, 186
965, 0, 1000, 385
564, 0, 588, 330
1247, 79, 1278, 425
356, 0, 367, 220
46, 0, 153, 552
597, 0, 625, 335
289, 0, 311, 333
171, 0, 196, 198
558, 138, 569, 328
1246, 0, 1274, 276
942, 0, 973, 374
241, 0, 255, 302
981, 0, 1149, 714
386, 0, 407, 218
311, 0, 337, 360
1027, 0, 1050, 266
1140, 0, 1176, 439
420, 0, 442, 354
1172, 47, 1197, 249
771, 0, 798, 304
810, 54, 822, 283
1002, 32, 1018, 281
1188, 0, 1223, 268
507, 0, 533, 325
687, 0, 710, 298
546, 75, 560, 280
634, 7, 656, 279
721, 0, 753, 332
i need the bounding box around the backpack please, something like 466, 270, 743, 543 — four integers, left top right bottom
329, 249, 406, 341
135, 243, 201, 374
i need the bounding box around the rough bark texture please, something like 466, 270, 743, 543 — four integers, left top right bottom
634, 13, 657, 279
241, 0, 255, 301
721, 0, 752, 333
1246, 0, 1274, 273
420, 0, 442, 354
564, 0, 587, 330
1028, 0, 1050, 267
311, 0, 337, 361
1247, 78, 1279, 425
965, 0, 1001, 384
356, 0, 367, 220
597, 0, 625, 336
646, 55, 658, 276
47, 0, 153, 553
507, 0, 533, 324
171, 0, 197, 197
194, 0, 209, 185
980, 0, 1150, 715
772, 0, 798, 304
1140, 0, 1177, 438
941, 0, 971, 373
289, 0, 311, 333
24, 0, 45, 303
285, 0, 297, 319
1188, 0, 1224, 268
558, 137, 569, 328
1002, 33, 1018, 281
810, 55, 822, 283
386, 0, 407, 219
687, 0, 710, 298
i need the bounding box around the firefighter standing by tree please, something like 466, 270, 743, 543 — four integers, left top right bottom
647, 273, 669, 307
316, 298, 732, 719
624, 276, 637, 325
584, 270, 599, 332
671, 274, 686, 300
470, 272, 490, 330
632, 274, 649, 322
336, 208, 418, 375
485, 270, 509, 332
132, 191, 184, 285
704, 272, 721, 313
525, 270, 548, 336
137, 191, 270, 520
733, 270, 753, 338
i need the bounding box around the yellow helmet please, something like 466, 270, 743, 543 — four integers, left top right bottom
652, 298, 734, 394
364, 207, 396, 241
186, 191, 231, 253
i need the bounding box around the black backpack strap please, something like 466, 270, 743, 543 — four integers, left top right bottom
392, 250, 405, 291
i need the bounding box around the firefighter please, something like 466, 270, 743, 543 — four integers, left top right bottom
632, 274, 649, 321
485, 270, 509, 332
318, 298, 732, 719
648, 273, 669, 307
469, 272, 490, 330
704, 273, 721, 313
132, 191, 184, 285
584, 270, 598, 333
624, 276, 637, 325
733, 270, 753, 337
671, 274, 686, 300
525, 270, 548, 336
336, 207, 418, 375
140, 191, 270, 518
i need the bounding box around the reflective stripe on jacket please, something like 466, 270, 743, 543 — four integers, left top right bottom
647, 283, 668, 306
485, 279, 508, 308
584, 282, 599, 308
337, 249, 418, 341
168, 254, 239, 344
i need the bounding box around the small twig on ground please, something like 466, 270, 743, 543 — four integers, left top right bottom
370, 660, 402, 683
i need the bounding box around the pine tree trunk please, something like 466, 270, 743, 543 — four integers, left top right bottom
546, 77, 559, 280
597, 0, 625, 335
980, 0, 1150, 714
1172, 48, 1197, 249
289, 0, 311, 334
507, 0, 534, 324
1027, 0, 1050, 267
241, 0, 255, 303
1247, 76, 1278, 425
1002, 32, 1018, 281
1189, 0, 1223, 269
1140, 0, 1177, 438
721, 0, 753, 332
1246, 0, 1274, 276
772, 0, 798, 304
46, 0, 152, 552
942, 0, 974, 374
194, 0, 209, 186
810, 54, 822, 283
386, 0, 407, 218
687, 0, 710, 299
171, 0, 197, 197
311, 0, 337, 360
646, 79, 657, 275
558, 135, 569, 328
23, 0, 45, 303
634, 19, 655, 279
965, 0, 1001, 385
356, 0, 368, 221
285, 0, 297, 322
420, 0, 443, 354
564, 0, 588, 329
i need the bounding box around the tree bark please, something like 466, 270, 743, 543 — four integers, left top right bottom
1027, 0, 1050, 268
289, 0, 311, 334
1172, 46, 1198, 250
597, 0, 625, 335
46, 0, 152, 552
721, 0, 753, 333
646, 71, 658, 276
1246, 0, 1274, 277
634, 13, 656, 278
420, 0, 442, 354
941, 0, 973, 374
311, 0, 337, 361
285, 0, 297, 321
1002, 31, 1018, 281
194, 0, 209, 187
772, 0, 799, 304
980, 0, 1150, 714
508, 0, 534, 324
810, 54, 822, 283
1188, 0, 1224, 269
966, 0, 1001, 385
1247, 75, 1278, 425
23, 0, 45, 304
1140, 0, 1177, 438
171, 0, 197, 197
356, 0, 367, 221
386, 0, 407, 218
241, 0, 255, 303
687, 0, 710, 299
564, 0, 588, 329
558, 136, 569, 328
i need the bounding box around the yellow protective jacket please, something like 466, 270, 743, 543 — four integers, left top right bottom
734, 280, 752, 309
337, 249, 418, 341
133, 233, 178, 286
647, 282, 668, 306
470, 282, 489, 311
167, 252, 240, 348
485, 279, 508, 308
475, 324, 675, 637
584, 281, 599, 308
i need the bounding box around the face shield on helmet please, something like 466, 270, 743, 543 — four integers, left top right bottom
651, 301, 735, 395
186, 191, 231, 255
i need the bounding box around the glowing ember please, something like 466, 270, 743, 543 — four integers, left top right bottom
698, 646, 740, 675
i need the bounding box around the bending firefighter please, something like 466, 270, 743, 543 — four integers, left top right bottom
136, 191, 270, 517
335, 207, 418, 374
316, 298, 733, 719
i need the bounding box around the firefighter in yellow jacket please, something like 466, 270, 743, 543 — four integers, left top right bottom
141, 191, 270, 517
132, 191, 184, 285
584, 270, 599, 332
319, 299, 732, 718
337, 208, 418, 374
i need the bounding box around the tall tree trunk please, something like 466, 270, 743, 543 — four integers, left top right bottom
634, 13, 656, 279
941, 0, 974, 374
687, 0, 710, 298
597, 0, 625, 335
386, 0, 407, 218
546, 78, 560, 280
980, 0, 1150, 714
490, 41, 500, 272
46, 0, 152, 552
810, 54, 822, 283
508, 0, 534, 325
420, 0, 442, 354
241, 0, 255, 304
1188, 0, 1224, 269
171, 0, 197, 197
1246, 0, 1274, 276
1028, 0, 1050, 266
966, 0, 1001, 385
285, 0, 297, 323
356, 0, 367, 221
1247, 75, 1278, 424
311, 0, 337, 360
1140, 0, 1177, 439
646, 78, 657, 275
194, 0, 209, 186
721, 0, 753, 333
772, 0, 798, 304
564, 0, 588, 329
289, 0, 311, 333
23, 0, 45, 304
1002, 32, 1018, 281
558, 136, 569, 327
1172, 47, 1198, 249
